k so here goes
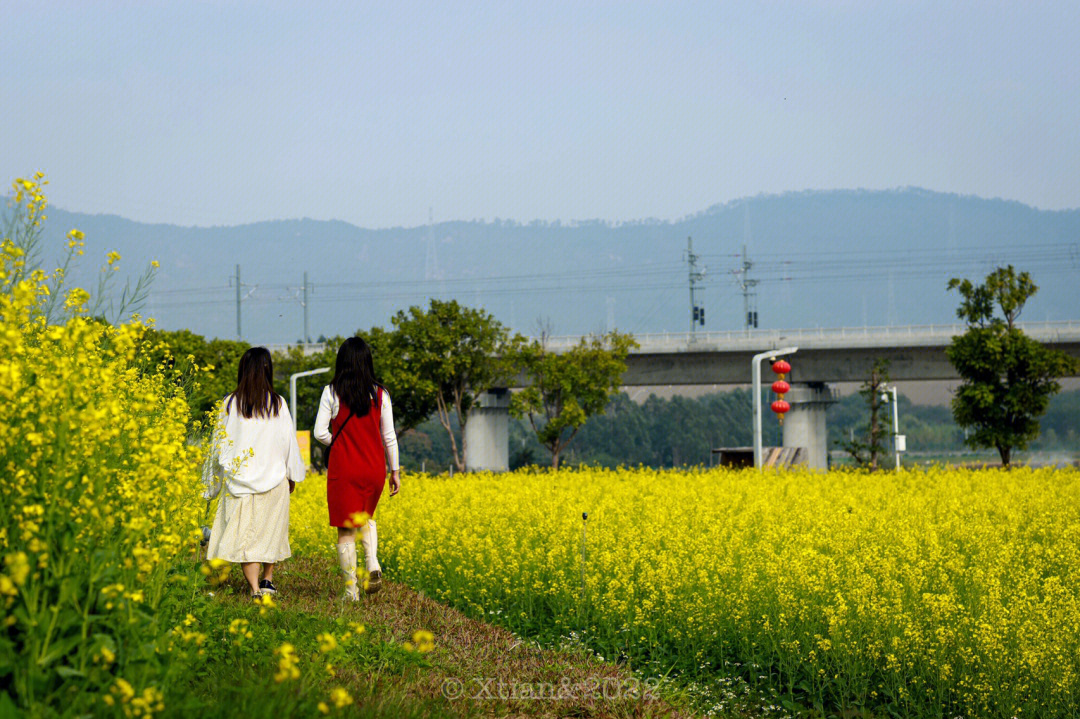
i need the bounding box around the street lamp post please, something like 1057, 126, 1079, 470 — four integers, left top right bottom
289, 367, 330, 431
880, 385, 901, 469
752, 346, 798, 469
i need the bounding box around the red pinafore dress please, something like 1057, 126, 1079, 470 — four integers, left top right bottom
326, 387, 386, 527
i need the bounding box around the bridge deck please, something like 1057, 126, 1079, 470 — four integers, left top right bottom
547, 322, 1080, 385
543, 321, 1080, 353
264, 321, 1080, 386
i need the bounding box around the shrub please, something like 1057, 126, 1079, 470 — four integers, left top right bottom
0, 176, 203, 715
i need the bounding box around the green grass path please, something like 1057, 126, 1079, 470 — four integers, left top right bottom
188, 555, 690, 718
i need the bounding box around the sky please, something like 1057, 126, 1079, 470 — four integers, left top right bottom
4, 0, 1079, 228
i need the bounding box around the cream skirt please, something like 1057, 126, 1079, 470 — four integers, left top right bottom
207, 479, 291, 563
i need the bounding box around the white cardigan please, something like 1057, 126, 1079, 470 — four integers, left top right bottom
313, 385, 399, 471
204, 394, 306, 497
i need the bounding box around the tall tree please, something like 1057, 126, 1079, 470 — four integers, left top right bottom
837, 358, 891, 469
270, 340, 341, 433
511, 331, 637, 469
389, 299, 522, 472
355, 325, 440, 436
946, 266, 1076, 467
143, 328, 249, 420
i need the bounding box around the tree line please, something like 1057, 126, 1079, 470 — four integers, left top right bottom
145, 299, 635, 470
393, 386, 1080, 471
148, 266, 1075, 471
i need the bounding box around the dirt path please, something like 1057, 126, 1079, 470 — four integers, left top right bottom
251, 555, 693, 718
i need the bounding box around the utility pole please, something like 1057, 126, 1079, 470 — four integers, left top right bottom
881, 385, 903, 470
887, 269, 896, 326
732, 244, 759, 334
685, 237, 706, 333
425, 207, 441, 305
285, 272, 313, 343
234, 264, 241, 339
425, 208, 436, 278
303, 271, 310, 343
229, 265, 257, 341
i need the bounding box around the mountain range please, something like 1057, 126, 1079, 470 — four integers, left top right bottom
33, 188, 1080, 344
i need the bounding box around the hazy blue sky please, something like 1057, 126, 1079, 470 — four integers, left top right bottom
4, 1, 1078, 227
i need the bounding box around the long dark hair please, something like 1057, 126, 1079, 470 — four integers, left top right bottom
227, 347, 282, 419
331, 337, 380, 417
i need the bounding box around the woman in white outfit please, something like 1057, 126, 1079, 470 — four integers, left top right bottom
205, 347, 306, 598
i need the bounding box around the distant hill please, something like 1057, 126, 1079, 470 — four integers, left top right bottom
35, 188, 1080, 343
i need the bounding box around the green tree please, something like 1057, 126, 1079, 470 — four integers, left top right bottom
388, 299, 522, 472
142, 329, 249, 419
511, 331, 636, 469
355, 325, 440, 436
273, 328, 442, 446
946, 266, 1077, 467
271, 340, 340, 436
274, 334, 438, 471
837, 359, 892, 469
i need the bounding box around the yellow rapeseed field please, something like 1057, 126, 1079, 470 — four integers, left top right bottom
7, 174, 1078, 717
1, 176, 204, 713
290, 466, 1080, 718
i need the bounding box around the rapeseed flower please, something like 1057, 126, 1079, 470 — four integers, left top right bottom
285, 465, 1080, 718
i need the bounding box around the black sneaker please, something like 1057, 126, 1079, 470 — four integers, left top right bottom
258, 579, 277, 595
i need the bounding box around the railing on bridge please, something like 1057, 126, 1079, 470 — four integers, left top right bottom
537, 320, 1080, 353
260, 320, 1080, 356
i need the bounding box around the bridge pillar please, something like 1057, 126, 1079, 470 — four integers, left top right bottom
782, 383, 836, 470
464, 389, 510, 472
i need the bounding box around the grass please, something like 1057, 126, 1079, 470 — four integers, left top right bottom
183, 555, 692, 718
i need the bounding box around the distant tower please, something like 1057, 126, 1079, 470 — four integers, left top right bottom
948, 200, 958, 253
739, 205, 759, 332
425, 207, 438, 282
732, 244, 759, 333
685, 237, 706, 333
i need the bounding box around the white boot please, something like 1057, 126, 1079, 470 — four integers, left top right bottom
336, 541, 360, 601
359, 521, 382, 594
363, 519, 382, 573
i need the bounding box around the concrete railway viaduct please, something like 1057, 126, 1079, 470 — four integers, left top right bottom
462, 322, 1080, 470
272, 321, 1080, 470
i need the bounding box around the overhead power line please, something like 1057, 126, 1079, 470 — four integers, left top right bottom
139, 242, 1078, 326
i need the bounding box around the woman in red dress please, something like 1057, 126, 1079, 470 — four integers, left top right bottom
313, 337, 400, 600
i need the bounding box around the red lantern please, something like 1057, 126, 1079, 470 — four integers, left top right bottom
771, 399, 790, 425
770, 358, 793, 424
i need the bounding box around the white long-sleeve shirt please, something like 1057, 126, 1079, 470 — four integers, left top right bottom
205, 394, 306, 497
313, 385, 399, 471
